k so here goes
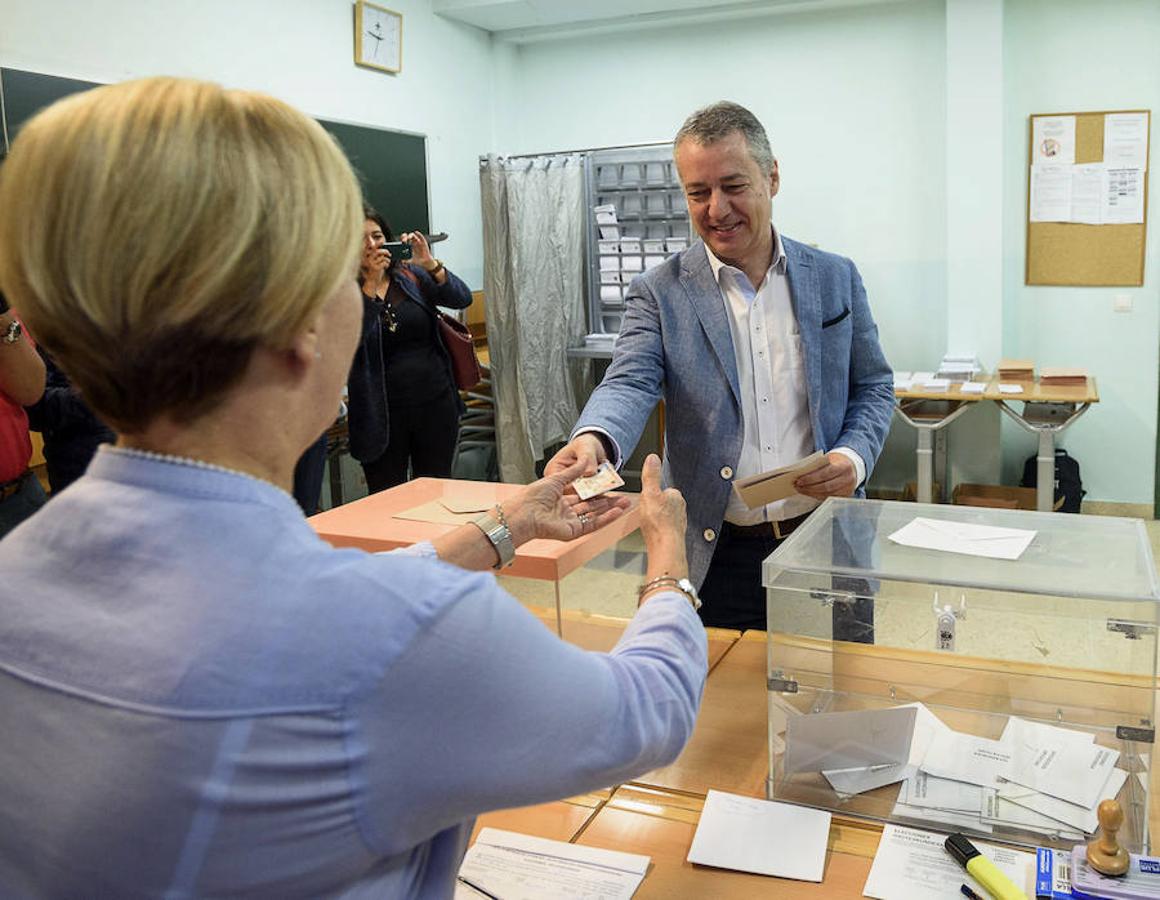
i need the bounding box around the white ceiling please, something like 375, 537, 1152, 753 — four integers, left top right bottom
432, 0, 907, 43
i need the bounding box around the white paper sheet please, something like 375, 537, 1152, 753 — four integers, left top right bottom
999, 384, 1024, 394
863, 824, 1033, 900
599, 225, 620, 240
1001, 767, 1128, 834
599, 285, 623, 303
1104, 112, 1149, 170
1033, 115, 1077, 166
457, 828, 649, 900
919, 729, 1012, 787
1103, 167, 1145, 224
980, 787, 1086, 840
889, 517, 1037, 561
620, 255, 643, 272
921, 377, 950, 390
1000, 719, 1120, 809
901, 771, 984, 813
619, 238, 641, 254
1030, 164, 1074, 222
959, 382, 986, 394
890, 799, 993, 834
687, 790, 830, 882
1071, 164, 1106, 224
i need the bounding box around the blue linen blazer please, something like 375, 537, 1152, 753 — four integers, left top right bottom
574, 236, 894, 587
346, 265, 473, 464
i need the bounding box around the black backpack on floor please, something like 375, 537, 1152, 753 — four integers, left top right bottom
1020, 449, 1085, 513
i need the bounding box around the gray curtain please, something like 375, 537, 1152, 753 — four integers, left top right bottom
480, 154, 588, 483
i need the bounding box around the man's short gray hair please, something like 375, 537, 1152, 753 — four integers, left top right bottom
674, 101, 775, 174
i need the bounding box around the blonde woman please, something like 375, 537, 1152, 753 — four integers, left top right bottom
0, 78, 706, 898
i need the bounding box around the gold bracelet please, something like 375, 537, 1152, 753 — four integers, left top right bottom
637, 576, 681, 598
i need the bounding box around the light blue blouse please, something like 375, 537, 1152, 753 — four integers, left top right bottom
0, 447, 707, 898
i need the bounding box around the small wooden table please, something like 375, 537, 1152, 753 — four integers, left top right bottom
986, 376, 1099, 511
893, 381, 988, 504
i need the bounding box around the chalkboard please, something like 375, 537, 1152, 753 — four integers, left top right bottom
0, 68, 429, 234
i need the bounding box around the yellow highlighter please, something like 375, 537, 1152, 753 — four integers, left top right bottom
944, 833, 1029, 900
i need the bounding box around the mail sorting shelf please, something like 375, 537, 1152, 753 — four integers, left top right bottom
587, 145, 690, 336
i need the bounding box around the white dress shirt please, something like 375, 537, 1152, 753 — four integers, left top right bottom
708, 228, 865, 525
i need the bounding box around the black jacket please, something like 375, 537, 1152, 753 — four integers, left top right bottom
345, 264, 473, 463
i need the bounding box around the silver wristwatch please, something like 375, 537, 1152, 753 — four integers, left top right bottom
1, 318, 22, 345
473, 511, 515, 569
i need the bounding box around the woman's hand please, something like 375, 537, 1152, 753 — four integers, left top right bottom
637, 454, 689, 582
360, 239, 390, 279
402, 231, 435, 270
502, 458, 630, 545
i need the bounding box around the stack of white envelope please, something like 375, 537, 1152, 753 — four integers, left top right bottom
814, 705, 1131, 840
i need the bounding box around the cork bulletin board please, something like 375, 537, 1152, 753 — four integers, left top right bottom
1026, 109, 1150, 286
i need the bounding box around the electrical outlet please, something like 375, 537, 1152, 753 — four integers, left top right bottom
1114, 293, 1133, 312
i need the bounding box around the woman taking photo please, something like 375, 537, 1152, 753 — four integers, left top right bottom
348, 209, 472, 493
0, 77, 706, 898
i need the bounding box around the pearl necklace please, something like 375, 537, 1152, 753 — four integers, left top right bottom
107, 445, 292, 498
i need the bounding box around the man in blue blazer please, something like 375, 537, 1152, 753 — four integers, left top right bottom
547, 102, 893, 631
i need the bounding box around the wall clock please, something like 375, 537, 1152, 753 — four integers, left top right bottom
355, 1, 402, 74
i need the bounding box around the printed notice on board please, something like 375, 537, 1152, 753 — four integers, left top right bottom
1104, 167, 1145, 224
1103, 113, 1149, 170
1032, 115, 1076, 166
1029, 165, 1072, 222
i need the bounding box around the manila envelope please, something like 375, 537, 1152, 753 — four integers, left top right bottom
731, 451, 827, 509
784, 706, 917, 775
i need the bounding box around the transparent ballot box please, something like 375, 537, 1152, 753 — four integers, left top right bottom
763, 497, 1159, 852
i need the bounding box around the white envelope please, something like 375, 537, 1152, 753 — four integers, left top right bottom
1000, 725, 1120, 809
999, 767, 1128, 833
824, 703, 952, 795
620, 255, 643, 272
785, 706, 916, 775
980, 788, 1086, 840
888, 516, 1037, 561
920, 729, 1012, 787
901, 771, 984, 813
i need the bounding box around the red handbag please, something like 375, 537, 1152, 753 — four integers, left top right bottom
436, 311, 482, 390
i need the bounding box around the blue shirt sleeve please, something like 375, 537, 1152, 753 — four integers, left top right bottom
345, 574, 707, 855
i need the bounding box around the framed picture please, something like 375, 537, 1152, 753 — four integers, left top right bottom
354, 1, 402, 74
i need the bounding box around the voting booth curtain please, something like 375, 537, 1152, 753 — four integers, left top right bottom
480, 154, 588, 483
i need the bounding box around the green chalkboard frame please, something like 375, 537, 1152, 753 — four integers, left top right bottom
0, 68, 429, 234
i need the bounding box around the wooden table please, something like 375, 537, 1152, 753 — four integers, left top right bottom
894, 376, 1100, 510
986, 376, 1099, 511
893, 382, 987, 503
636, 631, 770, 798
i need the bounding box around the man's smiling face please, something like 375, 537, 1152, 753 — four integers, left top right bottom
675, 130, 778, 276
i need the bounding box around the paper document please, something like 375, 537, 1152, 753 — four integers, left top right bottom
890, 799, 993, 834
785, 706, 916, 775
456, 828, 649, 900
980, 788, 1085, 840
1033, 115, 1076, 166
571, 461, 625, 501
889, 516, 1037, 561
1104, 167, 1145, 224
919, 729, 1012, 788
901, 771, 984, 814
1071, 164, 1106, 224
1030, 165, 1074, 222
863, 824, 1034, 900
1104, 112, 1149, 170
959, 382, 985, 394
686, 790, 830, 882
731, 450, 827, 509
1000, 718, 1120, 809
999, 384, 1024, 394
